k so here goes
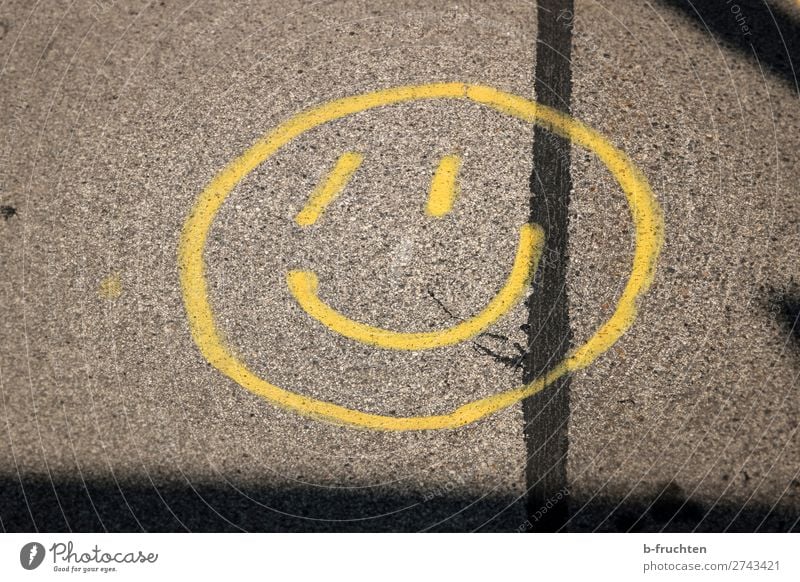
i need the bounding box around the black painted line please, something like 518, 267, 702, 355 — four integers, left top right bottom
522, 0, 574, 533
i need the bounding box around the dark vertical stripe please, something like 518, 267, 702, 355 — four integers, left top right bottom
522, 0, 574, 533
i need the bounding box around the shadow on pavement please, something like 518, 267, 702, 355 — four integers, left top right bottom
767, 284, 800, 345
658, 0, 800, 92
1, 476, 797, 532
569, 482, 799, 532
0, 475, 525, 533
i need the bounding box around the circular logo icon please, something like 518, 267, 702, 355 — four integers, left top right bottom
179, 82, 663, 430
20, 542, 45, 570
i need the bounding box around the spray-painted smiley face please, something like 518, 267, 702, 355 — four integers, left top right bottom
179, 83, 663, 431
287, 149, 545, 351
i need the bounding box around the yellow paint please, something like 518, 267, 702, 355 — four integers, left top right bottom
179, 83, 664, 431
287, 223, 543, 350
98, 273, 122, 300
295, 151, 363, 226
426, 154, 461, 217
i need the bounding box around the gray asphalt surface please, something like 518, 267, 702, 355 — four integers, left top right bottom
0, 0, 798, 532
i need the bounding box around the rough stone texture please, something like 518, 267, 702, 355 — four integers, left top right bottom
0, 0, 797, 531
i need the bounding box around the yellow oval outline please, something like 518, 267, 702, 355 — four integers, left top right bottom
287, 223, 544, 350
179, 83, 664, 431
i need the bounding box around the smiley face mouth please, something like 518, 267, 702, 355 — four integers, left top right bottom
287, 223, 544, 350
286, 147, 545, 351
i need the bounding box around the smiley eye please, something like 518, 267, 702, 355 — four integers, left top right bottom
295, 152, 463, 226
294, 151, 363, 227
426, 154, 461, 218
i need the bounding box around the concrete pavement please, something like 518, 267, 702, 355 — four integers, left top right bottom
0, 0, 798, 531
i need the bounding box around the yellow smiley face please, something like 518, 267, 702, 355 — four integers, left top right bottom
179, 83, 663, 431
287, 150, 545, 350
